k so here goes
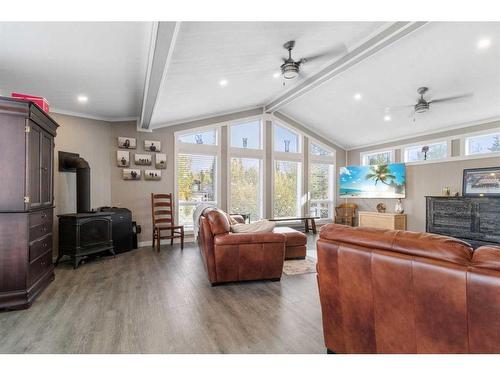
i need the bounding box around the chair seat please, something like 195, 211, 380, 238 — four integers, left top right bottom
155, 224, 183, 230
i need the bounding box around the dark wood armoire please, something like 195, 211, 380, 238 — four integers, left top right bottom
0, 97, 58, 310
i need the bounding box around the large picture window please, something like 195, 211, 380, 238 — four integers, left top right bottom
273, 160, 301, 218
177, 153, 217, 227
230, 158, 262, 220
309, 163, 334, 219
362, 150, 394, 166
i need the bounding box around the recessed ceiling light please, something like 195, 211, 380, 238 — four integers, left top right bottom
477, 37, 491, 50
384, 115, 392, 122
273, 72, 281, 79
353, 93, 362, 101
77, 95, 88, 103
219, 79, 228, 87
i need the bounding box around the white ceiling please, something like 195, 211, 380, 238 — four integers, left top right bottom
0, 22, 152, 120
1, 22, 499, 150
150, 21, 385, 127
281, 22, 500, 149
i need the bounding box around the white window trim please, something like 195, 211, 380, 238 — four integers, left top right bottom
360, 148, 396, 166
271, 120, 304, 219
174, 126, 222, 230
463, 127, 500, 157
308, 137, 335, 221
227, 117, 266, 220
400, 138, 452, 165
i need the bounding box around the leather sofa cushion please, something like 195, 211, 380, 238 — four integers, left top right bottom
273, 227, 307, 246
319, 224, 473, 265
214, 232, 286, 245
472, 246, 500, 270
205, 208, 230, 235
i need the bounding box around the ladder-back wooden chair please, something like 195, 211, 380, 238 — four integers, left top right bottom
151, 193, 184, 252
334, 203, 358, 227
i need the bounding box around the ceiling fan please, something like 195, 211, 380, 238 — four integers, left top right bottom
279, 40, 346, 81
388, 87, 473, 122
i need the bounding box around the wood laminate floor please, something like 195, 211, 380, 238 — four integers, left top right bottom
0, 234, 325, 354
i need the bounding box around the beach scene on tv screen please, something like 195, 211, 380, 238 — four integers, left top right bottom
340, 163, 406, 198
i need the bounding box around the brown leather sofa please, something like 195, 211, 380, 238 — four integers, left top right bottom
316, 223, 500, 354
198, 208, 286, 285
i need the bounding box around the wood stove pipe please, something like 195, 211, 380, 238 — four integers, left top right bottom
64, 156, 91, 213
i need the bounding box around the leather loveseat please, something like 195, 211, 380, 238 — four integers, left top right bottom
198, 208, 286, 285
316, 223, 500, 354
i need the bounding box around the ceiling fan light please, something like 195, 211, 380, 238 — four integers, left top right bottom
281, 62, 299, 79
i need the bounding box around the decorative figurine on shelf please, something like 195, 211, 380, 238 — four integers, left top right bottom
242, 137, 248, 148
195, 134, 203, 144
442, 186, 451, 196
395, 198, 404, 214
376, 203, 386, 213
421, 145, 430, 160
284, 139, 290, 152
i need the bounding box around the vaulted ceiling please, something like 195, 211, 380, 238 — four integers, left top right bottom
1, 21, 499, 149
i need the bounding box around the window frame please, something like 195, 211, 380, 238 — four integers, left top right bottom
401, 139, 451, 164
308, 138, 336, 221
174, 125, 221, 229
227, 116, 266, 220
464, 128, 500, 157
360, 148, 396, 166
271, 120, 304, 219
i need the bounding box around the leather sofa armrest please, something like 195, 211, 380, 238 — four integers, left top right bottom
214, 232, 286, 246
472, 246, 500, 271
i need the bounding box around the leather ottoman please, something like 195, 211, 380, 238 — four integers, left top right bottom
273, 227, 307, 260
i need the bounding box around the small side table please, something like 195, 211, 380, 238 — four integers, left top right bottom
358, 211, 407, 230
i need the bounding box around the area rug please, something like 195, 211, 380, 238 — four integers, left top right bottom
283, 257, 317, 276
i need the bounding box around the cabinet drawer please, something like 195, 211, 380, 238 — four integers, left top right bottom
29, 234, 52, 262
28, 250, 52, 286
29, 208, 53, 228
30, 222, 52, 242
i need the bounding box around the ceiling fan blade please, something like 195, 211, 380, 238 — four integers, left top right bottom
384, 104, 414, 112
300, 43, 348, 64
429, 93, 473, 104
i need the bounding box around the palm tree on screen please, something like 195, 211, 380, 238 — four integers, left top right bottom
365, 164, 396, 186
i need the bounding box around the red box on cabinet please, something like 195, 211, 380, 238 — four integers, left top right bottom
11, 92, 50, 113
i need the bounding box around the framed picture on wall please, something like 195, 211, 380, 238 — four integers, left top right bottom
155, 153, 166, 169
144, 140, 161, 152
122, 169, 141, 180
145, 170, 162, 181
463, 167, 500, 197
134, 153, 152, 166
116, 151, 130, 167
118, 137, 136, 149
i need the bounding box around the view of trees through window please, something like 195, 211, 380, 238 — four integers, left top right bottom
467, 133, 500, 154
405, 142, 447, 162
177, 153, 216, 226
309, 163, 333, 218
363, 151, 392, 165
230, 158, 262, 220
274, 160, 300, 218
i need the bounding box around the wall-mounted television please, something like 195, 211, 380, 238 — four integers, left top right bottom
339, 163, 406, 198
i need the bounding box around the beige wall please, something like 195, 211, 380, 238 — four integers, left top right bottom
51, 113, 113, 253
346, 120, 500, 232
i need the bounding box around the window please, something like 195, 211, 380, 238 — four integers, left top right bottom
230, 120, 262, 149
177, 153, 217, 227
309, 163, 334, 219
466, 132, 500, 155
178, 129, 217, 145
273, 160, 301, 218
362, 150, 394, 166
404, 142, 448, 162
230, 158, 262, 220
274, 123, 300, 153
310, 143, 333, 156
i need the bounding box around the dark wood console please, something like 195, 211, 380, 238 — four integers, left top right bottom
426, 196, 500, 249
0, 97, 58, 310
